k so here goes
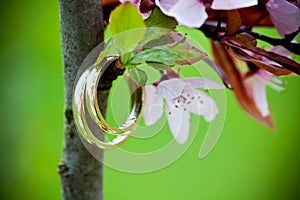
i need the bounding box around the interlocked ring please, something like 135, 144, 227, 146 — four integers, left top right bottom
73, 55, 144, 149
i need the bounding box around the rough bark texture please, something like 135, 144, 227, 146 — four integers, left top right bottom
58, 0, 105, 199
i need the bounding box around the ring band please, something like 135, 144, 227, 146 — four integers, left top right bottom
72, 55, 144, 149
85, 57, 143, 134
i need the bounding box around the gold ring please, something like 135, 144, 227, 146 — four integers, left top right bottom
72, 55, 144, 149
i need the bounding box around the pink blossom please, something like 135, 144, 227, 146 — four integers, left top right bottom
243, 45, 288, 117
143, 75, 223, 144
211, 0, 258, 10
249, 69, 284, 117
155, 0, 207, 28
155, 0, 258, 28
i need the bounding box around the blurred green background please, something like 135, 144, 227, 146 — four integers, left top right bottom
0, 1, 299, 200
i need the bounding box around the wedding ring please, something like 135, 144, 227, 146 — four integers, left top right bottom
85, 57, 143, 134
72, 55, 144, 149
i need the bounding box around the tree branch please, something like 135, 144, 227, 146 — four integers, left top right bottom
244, 30, 300, 55
199, 23, 300, 55
58, 0, 106, 199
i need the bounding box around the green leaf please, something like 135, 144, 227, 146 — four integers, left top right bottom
129, 67, 148, 85
138, 28, 172, 47
110, 2, 146, 63
146, 62, 170, 70
143, 31, 186, 49
145, 8, 177, 29
138, 8, 178, 46
129, 42, 207, 66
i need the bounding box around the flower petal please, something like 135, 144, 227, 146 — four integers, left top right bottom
183, 77, 224, 90
119, 0, 139, 4
155, 0, 178, 14
165, 100, 190, 144
143, 85, 164, 125
269, 45, 291, 58
266, 0, 300, 37
256, 69, 285, 92
182, 86, 219, 121
169, 0, 207, 27
156, 0, 207, 27
252, 75, 269, 117
156, 78, 186, 99
211, 0, 258, 10
265, 80, 285, 92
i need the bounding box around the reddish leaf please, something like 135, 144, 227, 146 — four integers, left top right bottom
225, 39, 300, 75
203, 57, 233, 89
228, 46, 292, 76
251, 47, 300, 75
103, 0, 119, 6
231, 33, 257, 48
226, 10, 242, 35
238, 6, 273, 26
207, 5, 273, 27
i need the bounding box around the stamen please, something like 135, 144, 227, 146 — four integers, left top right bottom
269, 76, 283, 84
267, 81, 285, 92
176, 95, 187, 105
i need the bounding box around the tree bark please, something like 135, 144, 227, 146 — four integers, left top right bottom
58, 0, 105, 199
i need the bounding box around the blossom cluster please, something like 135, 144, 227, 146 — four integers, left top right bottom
107, 0, 300, 144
